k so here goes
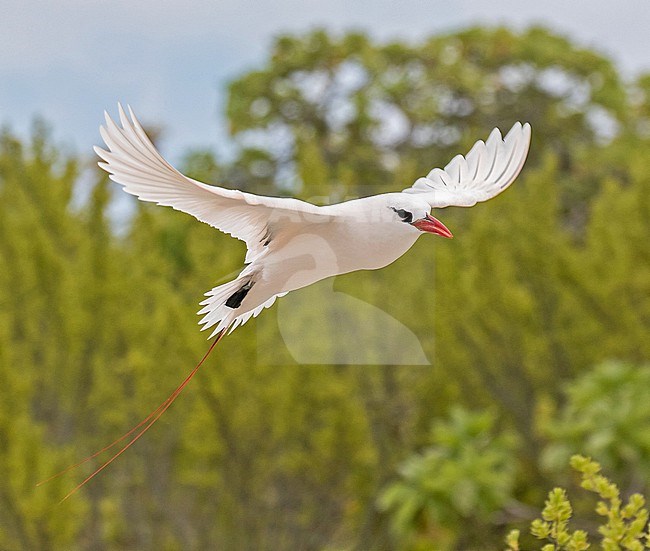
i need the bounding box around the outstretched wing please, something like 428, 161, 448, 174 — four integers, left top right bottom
403, 122, 532, 208
95, 104, 326, 262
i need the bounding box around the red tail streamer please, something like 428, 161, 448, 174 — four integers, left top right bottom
38, 330, 226, 502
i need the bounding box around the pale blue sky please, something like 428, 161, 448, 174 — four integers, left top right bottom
2, 1, 648, 164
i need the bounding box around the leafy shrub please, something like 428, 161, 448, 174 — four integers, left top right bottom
379, 407, 518, 549
507, 455, 650, 550
542, 362, 650, 489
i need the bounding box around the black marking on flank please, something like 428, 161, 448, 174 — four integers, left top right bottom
261, 229, 273, 247
225, 282, 253, 309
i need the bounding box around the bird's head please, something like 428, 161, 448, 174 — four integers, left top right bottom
386, 196, 453, 239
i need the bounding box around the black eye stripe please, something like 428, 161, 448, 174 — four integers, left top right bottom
391, 208, 413, 223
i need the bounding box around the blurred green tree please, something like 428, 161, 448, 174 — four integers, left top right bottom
227, 27, 629, 216
542, 362, 650, 493
0, 124, 89, 549
379, 407, 518, 550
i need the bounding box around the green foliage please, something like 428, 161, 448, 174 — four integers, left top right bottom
573, 455, 650, 550
0, 124, 89, 549
542, 362, 650, 488
507, 456, 650, 551
527, 488, 589, 551
379, 407, 518, 549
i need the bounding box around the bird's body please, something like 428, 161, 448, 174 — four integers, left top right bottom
201, 194, 426, 333
96, 105, 531, 337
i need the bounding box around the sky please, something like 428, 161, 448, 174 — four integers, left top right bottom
2, 1, 649, 165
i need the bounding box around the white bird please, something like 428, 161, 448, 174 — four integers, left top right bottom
43, 106, 531, 499
95, 105, 532, 339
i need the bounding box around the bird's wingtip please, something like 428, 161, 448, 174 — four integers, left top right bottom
488, 126, 503, 141
103, 110, 114, 127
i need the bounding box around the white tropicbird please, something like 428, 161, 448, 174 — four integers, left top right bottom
43, 105, 531, 499
96, 105, 531, 338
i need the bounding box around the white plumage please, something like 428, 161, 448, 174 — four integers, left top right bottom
404, 124, 531, 207
96, 105, 531, 337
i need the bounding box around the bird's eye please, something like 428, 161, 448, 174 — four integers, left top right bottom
392, 208, 413, 223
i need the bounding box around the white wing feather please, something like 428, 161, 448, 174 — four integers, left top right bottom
403, 122, 531, 208
95, 104, 325, 263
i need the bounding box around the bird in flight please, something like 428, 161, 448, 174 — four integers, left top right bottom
42, 105, 531, 498
97, 105, 531, 338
